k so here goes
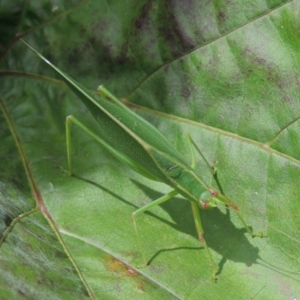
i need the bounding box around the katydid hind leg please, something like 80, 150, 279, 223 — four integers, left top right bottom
132, 190, 179, 265
66, 115, 128, 176
132, 190, 218, 280
66, 115, 156, 179
190, 201, 218, 280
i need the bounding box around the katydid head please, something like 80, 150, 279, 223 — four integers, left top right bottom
199, 189, 219, 210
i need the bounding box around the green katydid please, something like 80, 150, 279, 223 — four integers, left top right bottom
22, 39, 262, 280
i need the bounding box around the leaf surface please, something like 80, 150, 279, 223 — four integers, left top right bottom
1, 1, 300, 299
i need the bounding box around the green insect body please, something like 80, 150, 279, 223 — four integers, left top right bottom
23, 39, 260, 280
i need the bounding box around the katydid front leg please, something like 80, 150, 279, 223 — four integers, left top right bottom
187, 134, 217, 175
188, 134, 265, 238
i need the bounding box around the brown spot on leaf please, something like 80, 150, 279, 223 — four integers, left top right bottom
126, 266, 138, 276
218, 11, 226, 21
104, 254, 140, 277
134, 1, 152, 31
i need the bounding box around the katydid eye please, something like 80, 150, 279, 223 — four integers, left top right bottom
209, 189, 218, 197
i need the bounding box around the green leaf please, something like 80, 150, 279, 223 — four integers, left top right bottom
1, 1, 300, 299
